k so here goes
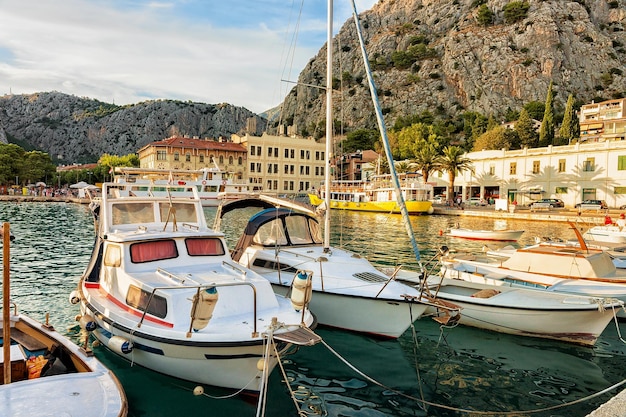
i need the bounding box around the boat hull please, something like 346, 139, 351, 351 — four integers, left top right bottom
81, 301, 287, 392
424, 279, 617, 346
309, 194, 433, 214
583, 225, 626, 243
448, 228, 524, 241
271, 284, 427, 339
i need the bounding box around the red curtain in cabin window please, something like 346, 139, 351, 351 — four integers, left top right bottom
130, 240, 178, 263
186, 238, 225, 256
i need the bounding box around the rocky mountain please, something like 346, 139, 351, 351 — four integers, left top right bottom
0, 92, 267, 163
279, 0, 626, 136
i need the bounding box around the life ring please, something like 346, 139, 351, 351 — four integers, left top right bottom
221, 180, 227, 185
201, 180, 207, 185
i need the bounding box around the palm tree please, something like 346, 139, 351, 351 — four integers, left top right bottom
413, 144, 442, 184
440, 146, 474, 204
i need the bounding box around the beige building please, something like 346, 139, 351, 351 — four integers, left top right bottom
232, 133, 326, 194
137, 136, 247, 179
579, 98, 626, 142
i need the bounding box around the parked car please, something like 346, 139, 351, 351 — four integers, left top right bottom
431, 195, 446, 205
575, 200, 608, 209
466, 197, 487, 206
531, 198, 564, 208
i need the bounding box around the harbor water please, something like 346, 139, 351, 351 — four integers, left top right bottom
1, 202, 625, 417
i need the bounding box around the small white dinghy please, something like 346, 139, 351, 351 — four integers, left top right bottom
447, 227, 524, 241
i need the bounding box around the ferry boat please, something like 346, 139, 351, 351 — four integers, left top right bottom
308, 173, 434, 214
114, 164, 262, 206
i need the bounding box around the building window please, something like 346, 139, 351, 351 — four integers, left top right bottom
250, 146, 256, 156
238, 157, 243, 165
532, 160, 540, 174
615, 186, 626, 195
555, 187, 568, 194
256, 163, 261, 172
284, 148, 289, 158
157, 150, 167, 160
558, 159, 566, 173
583, 157, 595, 172
267, 147, 273, 157
300, 150, 305, 159
290, 149, 295, 159
199, 155, 205, 163
229, 156, 234, 165
210, 155, 215, 163
250, 162, 255, 173
509, 162, 516, 175
185, 153, 191, 162
174, 152, 180, 161
489, 165, 495, 176
618, 155, 626, 170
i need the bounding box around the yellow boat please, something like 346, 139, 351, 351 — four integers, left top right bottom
309, 173, 434, 215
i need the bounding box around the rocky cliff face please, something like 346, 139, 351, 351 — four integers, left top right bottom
0, 92, 267, 163
279, 0, 626, 135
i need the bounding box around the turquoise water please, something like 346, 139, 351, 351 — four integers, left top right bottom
1, 202, 625, 417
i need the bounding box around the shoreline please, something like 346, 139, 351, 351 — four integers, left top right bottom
0, 195, 90, 204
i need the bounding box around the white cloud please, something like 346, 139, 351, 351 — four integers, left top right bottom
0, 0, 377, 113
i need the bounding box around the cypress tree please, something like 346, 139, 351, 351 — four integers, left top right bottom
559, 93, 579, 144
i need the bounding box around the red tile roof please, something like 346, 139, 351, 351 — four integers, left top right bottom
141, 136, 246, 152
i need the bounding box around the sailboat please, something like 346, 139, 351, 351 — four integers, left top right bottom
214, 0, 460, 339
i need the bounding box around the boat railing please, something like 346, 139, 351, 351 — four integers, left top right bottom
222, 260, 248, 279
136, 281, 260, 337
156, 267, 201, 285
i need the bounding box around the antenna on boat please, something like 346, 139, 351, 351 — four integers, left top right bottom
3, 222, 12, 384
349, 0, 423, 268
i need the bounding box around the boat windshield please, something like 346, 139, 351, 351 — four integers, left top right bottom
185, 238, 225, 256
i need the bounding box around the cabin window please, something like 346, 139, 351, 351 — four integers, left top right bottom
104, 244, 121, 267
112, 203, 155, 225
254, 218, 288, 246
130, 240, 178, 263
285, 215, 315, 245
159, 203, 198, 223
126, 285, 167, 318
186, 238, 225, 256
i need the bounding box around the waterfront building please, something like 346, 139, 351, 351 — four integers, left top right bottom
231, 132, 326, 194
429, 140, 626, 208
137, 136, 247, 180
428, 98, 626, 208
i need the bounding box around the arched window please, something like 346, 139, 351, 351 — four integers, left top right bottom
238, 156, 243, 165
219, 155, 224, 164
174, 152, 180, 161
228, 156, 234, 165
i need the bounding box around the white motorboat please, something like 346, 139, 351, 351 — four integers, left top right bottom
447, 227, 524, 241
215, 195, 459, 339
583, 224, 626, 243
439, 225, 626, 318
0, 223, 127, 417
72, 183, 319, 394
413, 274, 621, 346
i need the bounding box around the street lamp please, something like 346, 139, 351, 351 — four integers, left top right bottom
88, 171, 93, 184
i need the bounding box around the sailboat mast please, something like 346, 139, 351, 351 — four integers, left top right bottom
349, 0, 422, 265
323, 0, 333, 252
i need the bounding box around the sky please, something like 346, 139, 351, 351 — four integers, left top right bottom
0, 0, 377, 114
